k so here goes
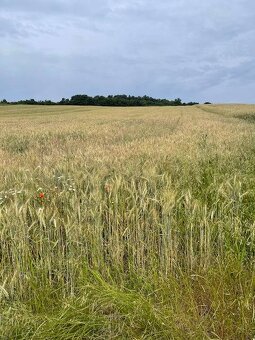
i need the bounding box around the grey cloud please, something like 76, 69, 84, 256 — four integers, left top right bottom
0, 0, 110, 17
0, 16, 23, 37
1, 0, 255, 103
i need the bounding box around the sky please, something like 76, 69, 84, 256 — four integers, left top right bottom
1, 0, 255, 103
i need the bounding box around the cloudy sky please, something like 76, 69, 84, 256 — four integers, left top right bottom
1, 0, 255, 103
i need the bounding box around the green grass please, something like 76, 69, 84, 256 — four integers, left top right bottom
0, 105, 254, 339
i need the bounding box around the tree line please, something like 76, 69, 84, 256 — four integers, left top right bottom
0, 95, 201, 106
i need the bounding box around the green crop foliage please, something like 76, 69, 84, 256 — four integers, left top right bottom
0, 104, 254, 339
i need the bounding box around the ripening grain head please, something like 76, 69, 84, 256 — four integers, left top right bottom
0, 104, 254, 339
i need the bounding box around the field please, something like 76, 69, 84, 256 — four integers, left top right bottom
0, 104, 254, 339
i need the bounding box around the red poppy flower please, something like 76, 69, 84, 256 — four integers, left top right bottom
39, 192, 45, 199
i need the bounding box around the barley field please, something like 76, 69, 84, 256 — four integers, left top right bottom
0, 104, 254, 339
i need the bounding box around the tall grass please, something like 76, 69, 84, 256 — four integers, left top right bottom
0, 105, 254, 339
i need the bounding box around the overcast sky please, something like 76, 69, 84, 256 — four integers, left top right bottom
1, 0, 255, 103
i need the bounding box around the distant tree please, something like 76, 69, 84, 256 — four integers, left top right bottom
43, 100, 54, 105
24, 99, 36, 104
186, 101, 199, 105
6, 94, 199, 107
204, 102, 211, 105
59, 98, 70, 105
173, 98, 182, 105
1, 99, 8, 104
